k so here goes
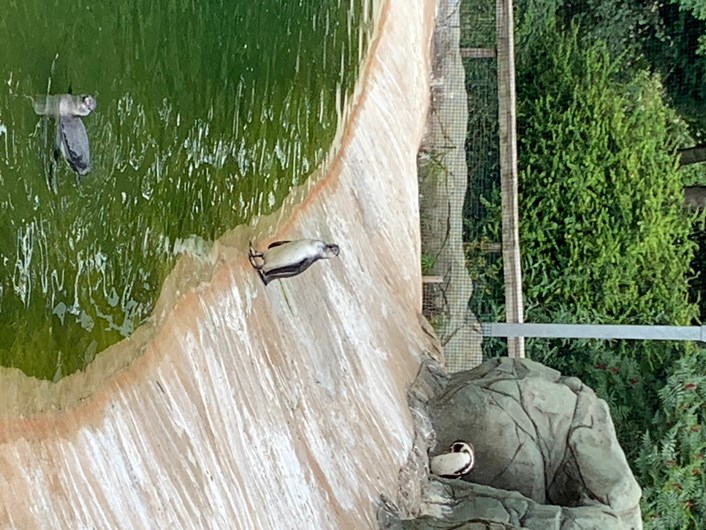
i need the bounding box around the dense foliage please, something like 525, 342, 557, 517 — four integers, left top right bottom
466, 6, 706, 526
517, 27, 697, 331
636, 349, 706, 528
519, 23, 705, 529
517, 0, 706, 134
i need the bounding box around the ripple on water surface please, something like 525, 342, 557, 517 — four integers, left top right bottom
0, 0, 377, 379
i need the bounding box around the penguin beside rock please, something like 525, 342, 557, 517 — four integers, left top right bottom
248, 239, 340, 286
429, 441, 475, 479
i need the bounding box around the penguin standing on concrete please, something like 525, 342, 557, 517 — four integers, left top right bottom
430, 441, 475, 479
248, 239, 340, 286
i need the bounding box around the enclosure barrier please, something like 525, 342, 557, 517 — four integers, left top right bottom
483, 323, 706, 342
496, 0, 524, 357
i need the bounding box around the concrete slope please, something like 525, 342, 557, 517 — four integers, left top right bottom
0, 0, 435, 528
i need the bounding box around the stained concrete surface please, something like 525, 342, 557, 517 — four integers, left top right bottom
0, 0, 436, 528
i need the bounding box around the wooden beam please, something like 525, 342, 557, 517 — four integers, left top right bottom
460, 47, 496, 59
679, 144, 706, 166
464, 241, 502, 253
496, 0, 525, 358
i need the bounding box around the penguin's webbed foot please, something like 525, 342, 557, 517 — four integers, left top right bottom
248, 241, 265, 269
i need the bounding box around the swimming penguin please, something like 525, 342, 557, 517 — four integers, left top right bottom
429, 441, 475, 479
56, 114, 92, 178
248, 239, 340, 286
30, 94, 97, 188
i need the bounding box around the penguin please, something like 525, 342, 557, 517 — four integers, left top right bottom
30, 93, 97, 189
429, 441, 475, 479
55, 114, 92, 178
248, 239, 340, 286
31, 94, 97, 118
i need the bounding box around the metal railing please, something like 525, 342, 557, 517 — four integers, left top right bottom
483, 323, 706, 342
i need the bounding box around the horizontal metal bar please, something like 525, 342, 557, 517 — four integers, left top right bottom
481, 323, 706, 342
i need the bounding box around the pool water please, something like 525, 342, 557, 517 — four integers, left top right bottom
0, 0, 376, 379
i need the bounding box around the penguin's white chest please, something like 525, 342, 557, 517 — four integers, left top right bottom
430, 442, 475, 478
261, 240, 323, 272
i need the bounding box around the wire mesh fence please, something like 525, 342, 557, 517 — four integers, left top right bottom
421, 1, 706, 525
422, 0, 706, 369
421, 0, 512, 370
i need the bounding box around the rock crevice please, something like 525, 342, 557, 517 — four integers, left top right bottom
385, 357, 643, 530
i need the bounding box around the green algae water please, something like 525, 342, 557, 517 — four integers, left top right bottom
0, 0, 376, 380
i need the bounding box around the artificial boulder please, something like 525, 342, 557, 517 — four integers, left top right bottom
424, 357, 642, 529
379, 480, 631, 530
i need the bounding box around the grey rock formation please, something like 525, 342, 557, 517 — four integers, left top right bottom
384, 357, 642, 530
381, 480, 630, 530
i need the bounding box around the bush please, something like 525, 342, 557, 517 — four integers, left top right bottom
636, 348, 706, 528
470, 19, 705, 528
517, 26, 698, 337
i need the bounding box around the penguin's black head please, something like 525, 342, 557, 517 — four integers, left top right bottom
450, 441, 472, 453
81, 95, 97, 114
323, 243, 340, 258
450, 441, 475, 475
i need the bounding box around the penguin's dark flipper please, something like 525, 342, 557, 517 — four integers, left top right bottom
258, 270, 271, 286
267, 240, 291, 249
